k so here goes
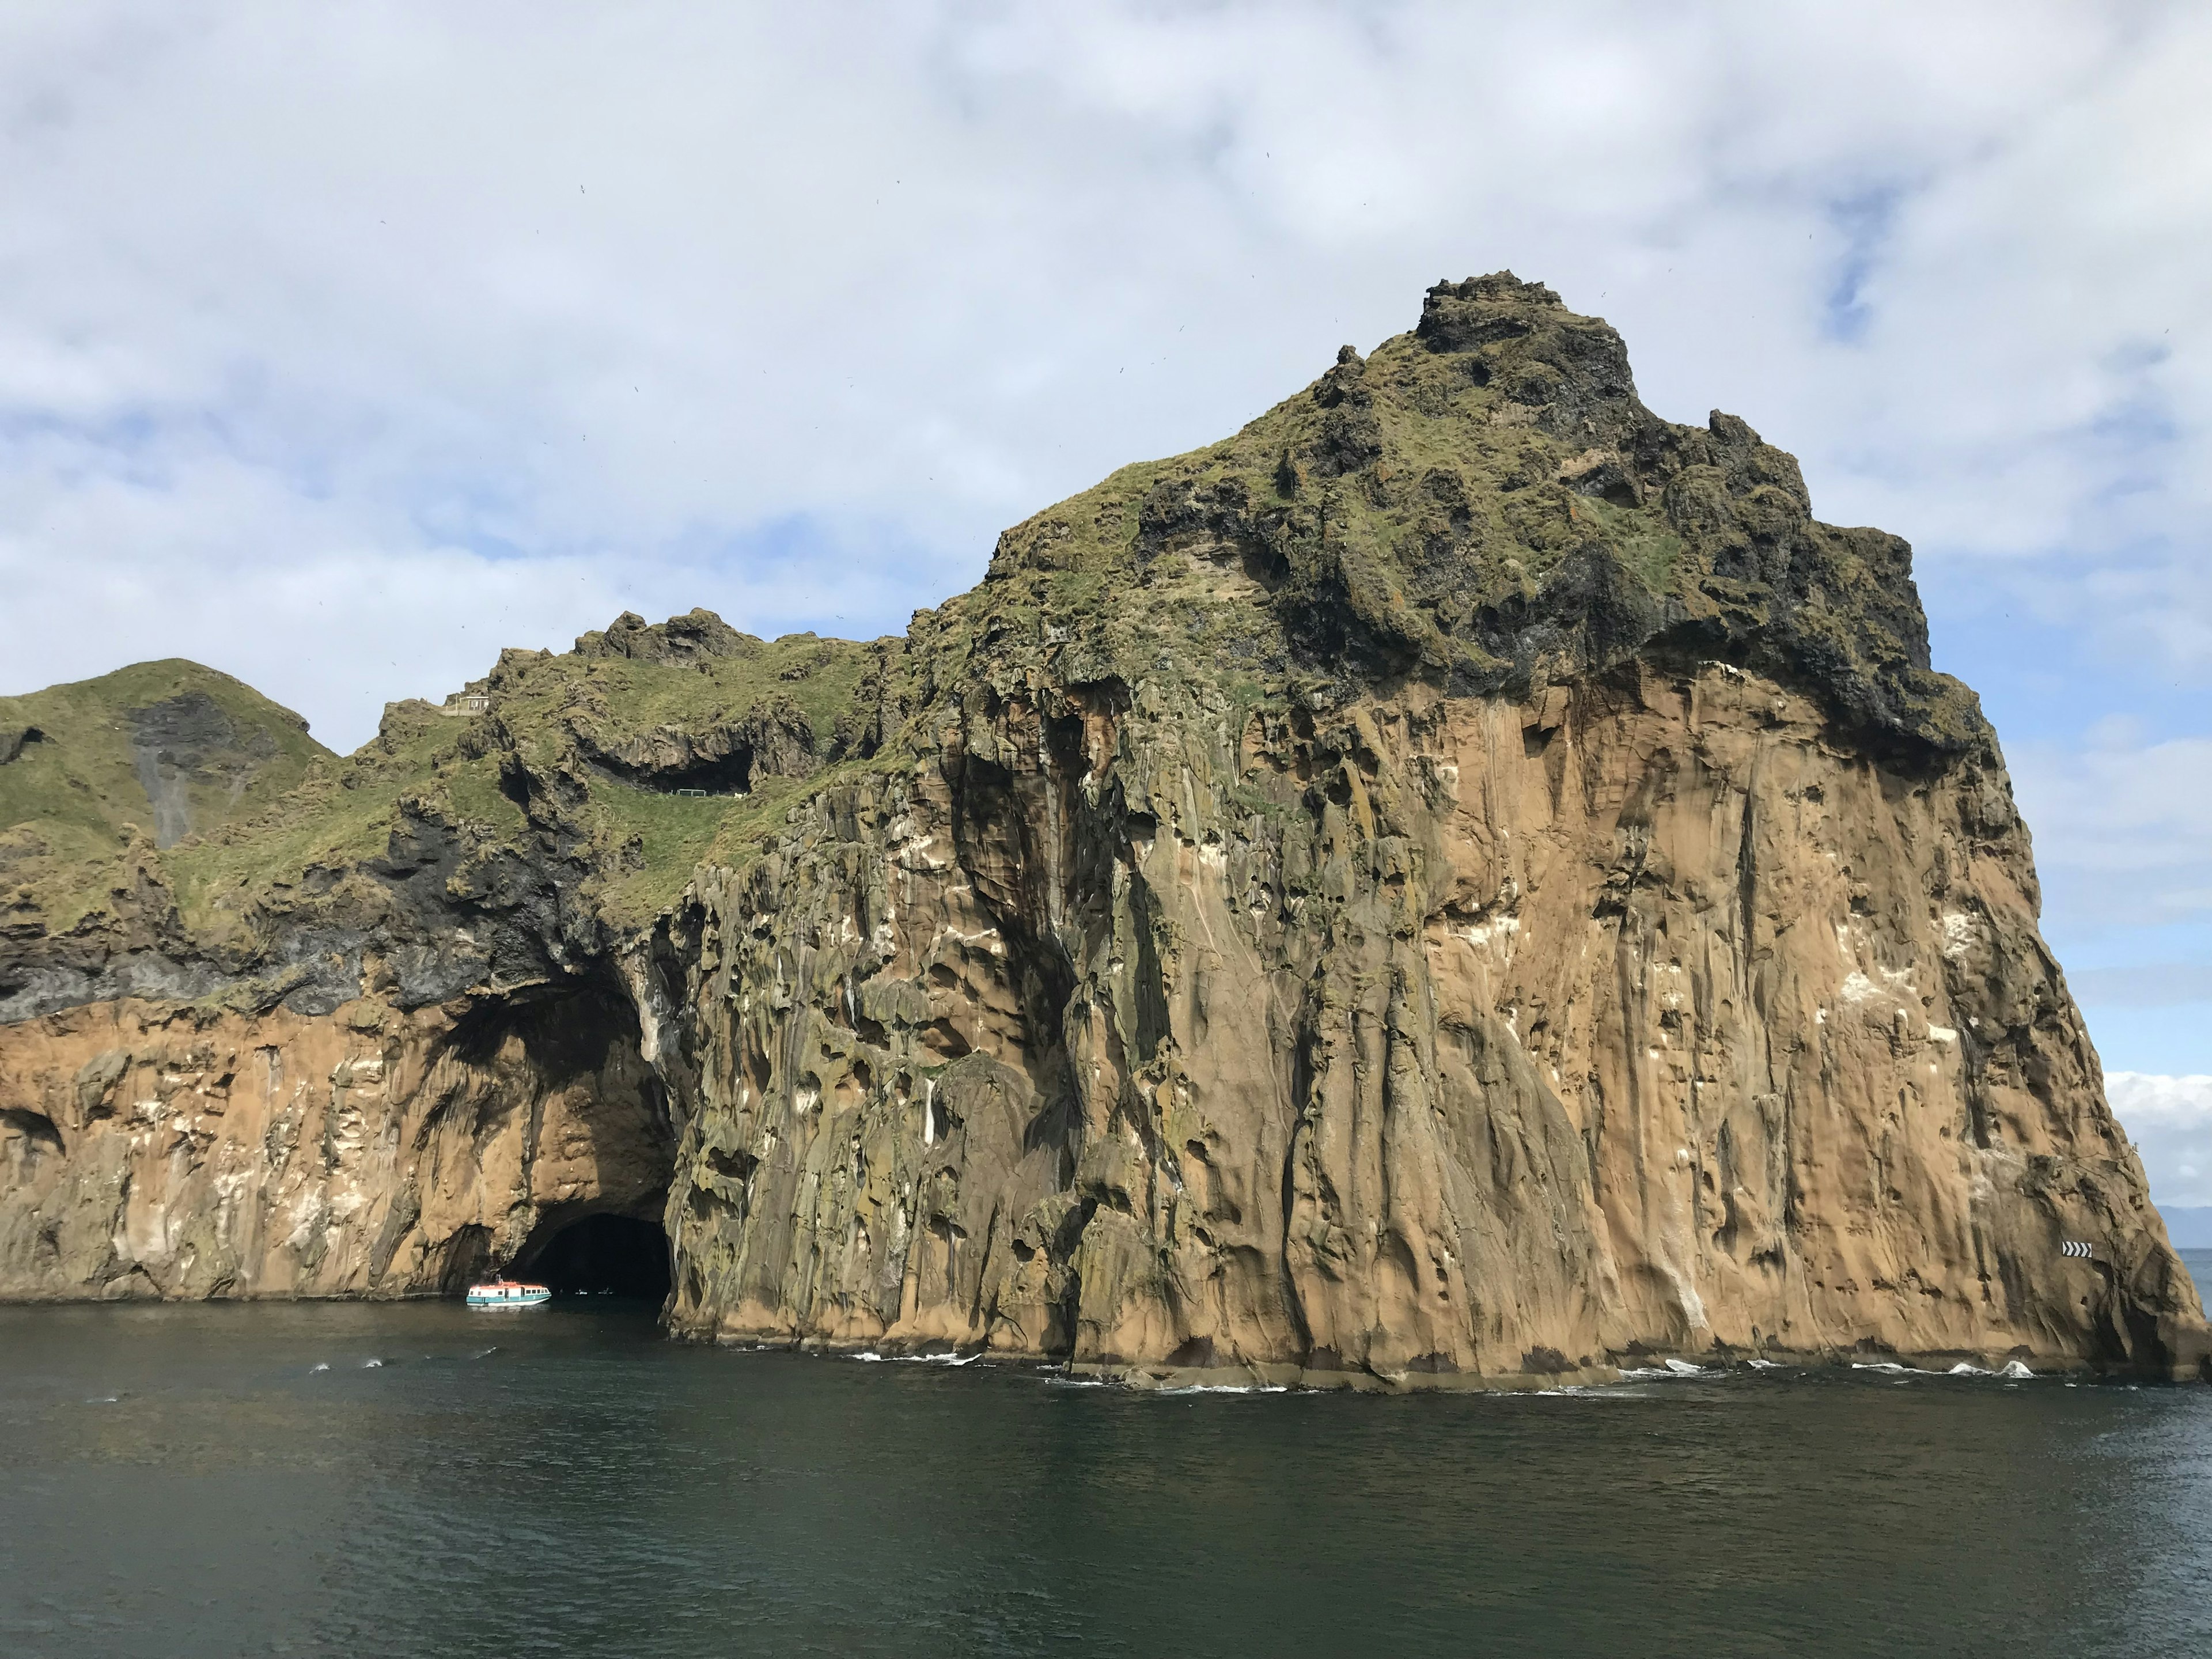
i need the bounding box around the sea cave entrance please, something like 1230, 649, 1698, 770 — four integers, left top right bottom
518, 1206, 673, 1302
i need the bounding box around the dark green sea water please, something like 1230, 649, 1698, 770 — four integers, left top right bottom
3, 1253, 2209, 1659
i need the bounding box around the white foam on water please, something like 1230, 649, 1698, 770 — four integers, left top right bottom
1746, 1359, 1783, 1370
1662, 1358, 1705, 1374
2001, 1360, 2035, 1379
850, 1350, 982, 1365
472, 1347, 498, 1359
84, 1395, 118, 1404
361, 1358, 384, 1369
1851, 1361, 1916, 1374
309, 1362, 329, 1373
1947, 1362, 1992, 1377
1159, 1384, 1289, 1396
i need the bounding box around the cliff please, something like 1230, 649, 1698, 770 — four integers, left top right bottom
2, 275, 2203, 1384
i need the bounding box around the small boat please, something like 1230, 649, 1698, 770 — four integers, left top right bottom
467, 1279, 551, 1309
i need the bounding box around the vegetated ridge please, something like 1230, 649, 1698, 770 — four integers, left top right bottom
1, 274, 2202, 1385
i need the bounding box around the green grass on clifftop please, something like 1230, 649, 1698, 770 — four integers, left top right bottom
1, 661, 333, 937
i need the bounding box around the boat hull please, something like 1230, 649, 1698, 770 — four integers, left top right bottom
467, 1286, 551, 1309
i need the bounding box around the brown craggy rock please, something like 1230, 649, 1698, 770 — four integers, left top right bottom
1, 274, 2204, 1384
0, 989, 671, 1298
663, 660, 2203, 1383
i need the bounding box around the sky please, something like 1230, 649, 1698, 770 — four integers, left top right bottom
2, 2, 2209, 1208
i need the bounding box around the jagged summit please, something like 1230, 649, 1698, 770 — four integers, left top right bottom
983, 272, 1975, 759
572, 607, 764, 664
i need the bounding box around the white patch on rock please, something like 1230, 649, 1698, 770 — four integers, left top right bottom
1459, 915, 1520, 950
1940, 912, 1977, 959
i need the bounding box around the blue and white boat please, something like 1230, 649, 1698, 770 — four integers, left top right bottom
467, 1279, 551, 1309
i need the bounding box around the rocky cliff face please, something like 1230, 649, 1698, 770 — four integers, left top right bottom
0, 986, 669, 1298
2, 275, 2203, 1383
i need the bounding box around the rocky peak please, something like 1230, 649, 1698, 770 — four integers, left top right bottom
574, 607, 763, 665
971, 276, 1976, 763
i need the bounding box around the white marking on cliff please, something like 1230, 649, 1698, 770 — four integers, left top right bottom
1840, 972, 1878, 1004
933, 923, 1005, 957
922, 1079, 937, 1147
1459, 915, 1520, 951
1927, 1025, 1959, 1043
1657, 1264, 1709, 1331
1940, 912, 1977, 959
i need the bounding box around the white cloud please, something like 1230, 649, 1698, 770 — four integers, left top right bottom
2107, 1073, 2212, 1208
2009, 730, 2212, 933
0, 2, 2206, 815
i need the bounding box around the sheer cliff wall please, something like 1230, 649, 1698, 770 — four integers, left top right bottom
2, 273, 2203, 1383
655, 656, 2203, 1381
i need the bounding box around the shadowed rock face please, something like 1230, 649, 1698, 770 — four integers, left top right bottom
1, 276, 2203, 1383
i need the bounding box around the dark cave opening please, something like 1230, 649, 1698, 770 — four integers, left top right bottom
610, 748, 753, 796
523, 1210, 673, 1301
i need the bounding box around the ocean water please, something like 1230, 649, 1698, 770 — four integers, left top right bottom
2, 1254, 2207, 1659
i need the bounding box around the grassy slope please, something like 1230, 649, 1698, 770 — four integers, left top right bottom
980, 326, 1662, 623
0, 661, 334, 935
154, 629, 884, 947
